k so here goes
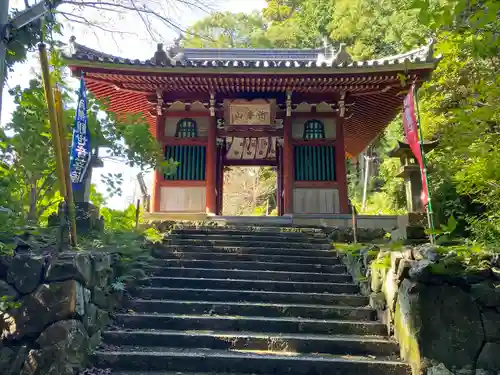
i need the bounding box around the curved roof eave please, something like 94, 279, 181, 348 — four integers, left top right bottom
63, 40, 440, 74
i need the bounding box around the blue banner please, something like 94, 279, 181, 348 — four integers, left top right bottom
69, 78, 91, 191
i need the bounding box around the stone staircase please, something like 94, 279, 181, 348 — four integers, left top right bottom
93, 225, 410, 375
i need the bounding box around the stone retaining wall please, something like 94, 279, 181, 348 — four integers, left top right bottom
0, 250, 122, 375
340, 244, 500, 375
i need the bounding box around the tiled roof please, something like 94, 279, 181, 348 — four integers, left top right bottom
64, 39, 440, 157
65, 38, 439, 70
183, 48, 323, 61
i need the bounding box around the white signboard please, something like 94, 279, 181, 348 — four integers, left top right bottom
229, 102, 272, 126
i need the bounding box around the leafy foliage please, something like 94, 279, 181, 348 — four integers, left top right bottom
184, 11, 273, 48
0, 296, 21, 312
1, 79, 64, 221
77, 206, 163, 289
0, 74, 169, 221
3, 0, 499, 247
333, 242, 365, 255
0, 212, 20, 256
100, 205, 138, 232
6, 0, 217, 77
221, 167, 277, 216
418, 32, 500, 242
425, 215, 459, 244
4, 9, 59, 81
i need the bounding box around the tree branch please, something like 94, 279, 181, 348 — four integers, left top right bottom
37, 197, 63, 217
58, 0, 212, 36
59, 11, 134, 34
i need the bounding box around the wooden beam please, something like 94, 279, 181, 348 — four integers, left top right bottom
152, 114, 164, 213
224, 125, 280, 132
163, 111, 210, 118
293, 139, 338, 146
216, 145, 224, 215
277, 146, 283, 216
162, 136, 208, 146
223, 159, 277, 166
159, 180, 206, 187
283, 116, 293, 214
294, 181, 339, 188
205, 116, 217, 215
335, 118, 350, 214
285, 112, 338, 118
218, 130, 284, 138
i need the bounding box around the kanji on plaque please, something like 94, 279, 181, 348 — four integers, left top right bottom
230, 103, 271, 125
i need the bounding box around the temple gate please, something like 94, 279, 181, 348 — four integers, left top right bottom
65, 40, 439, 217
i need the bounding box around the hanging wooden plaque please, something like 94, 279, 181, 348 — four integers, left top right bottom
225, 99, 276, 126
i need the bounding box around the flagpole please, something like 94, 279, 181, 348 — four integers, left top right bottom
40, 42, 69, 251
413, 85, 435, 243
54, 87, 77, 246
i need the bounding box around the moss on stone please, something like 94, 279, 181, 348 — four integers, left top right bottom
332, 242, 365, 255
394, 286, 422, 375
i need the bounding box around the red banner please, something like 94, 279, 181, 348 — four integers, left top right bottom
403, 86, 428, 206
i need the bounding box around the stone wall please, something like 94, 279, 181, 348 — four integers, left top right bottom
339, 244, 500, 375
326, 226, 388, 243
0, 250, 121, 375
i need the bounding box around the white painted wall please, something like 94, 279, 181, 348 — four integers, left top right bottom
293, 188, 340, 214
160, 186, 206, 212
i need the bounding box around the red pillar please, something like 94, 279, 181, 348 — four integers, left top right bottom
283, 117, 293, 214
216, 143, 224, 215
277, 145, 283, 216
152, 114, 164, 212
205, 116, 217, 215
336, 119, 349, 214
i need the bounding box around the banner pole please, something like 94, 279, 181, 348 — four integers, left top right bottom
413, 85, 436, 243
54, 87, 78, 246
39, 42, 69, 250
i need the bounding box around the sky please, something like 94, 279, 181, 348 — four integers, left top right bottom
2, 0, 267, 209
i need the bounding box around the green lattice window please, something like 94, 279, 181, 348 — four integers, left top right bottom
175, 118, 198, 138
294, 145, 336, 181
303, 120, 325, 140
164, 145, 206, 180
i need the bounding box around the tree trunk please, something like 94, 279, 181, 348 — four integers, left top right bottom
27, 183, 37, 222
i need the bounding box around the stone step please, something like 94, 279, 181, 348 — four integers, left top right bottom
148, 267, 353, 283
93, 347, 410, 374
126, 299, 376, 321
165, 238, 331, 250
150, 251, 341, 265
146, 259, 345, 273
167, 233, 329, 244
167, 225, 325, 234
115, 313, 386, 336
147, 277, 358, 294
103, 330, 400, 357
153, 245, 336, 258
134, 287, 368, 306
170, 228, 327, 238
111, 372, 269, 375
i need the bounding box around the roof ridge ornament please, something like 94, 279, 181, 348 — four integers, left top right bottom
317, 42, 352, 66
426, 37, 436, 61
166, 34, 185, 64
333, 43, 353, 65
151, 36, 185, 66
152, 43, 168, 65
68, 35, 77, 57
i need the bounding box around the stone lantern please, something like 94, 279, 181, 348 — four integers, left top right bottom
388, 140, 438, 240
